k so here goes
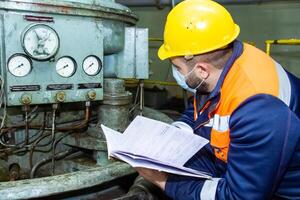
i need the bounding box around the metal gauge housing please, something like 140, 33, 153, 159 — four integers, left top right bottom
7, 54, 32, 77
22, 24, 60, 61
56, 56, 77, 78
83, 55, 102, 76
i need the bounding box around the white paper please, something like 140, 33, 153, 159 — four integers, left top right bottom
101, 116, 211, 178
114, 152, 211, 179
101, 125, 123, 155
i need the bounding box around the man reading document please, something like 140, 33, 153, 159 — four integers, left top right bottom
135, 0, 300, 199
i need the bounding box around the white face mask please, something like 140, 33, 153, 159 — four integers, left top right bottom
172, 65, 205, 94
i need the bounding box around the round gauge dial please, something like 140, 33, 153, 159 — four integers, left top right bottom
56, 56, 77, 78
22, 24, 59, 61
7, 54, 32, 77
83, 56, 102, 76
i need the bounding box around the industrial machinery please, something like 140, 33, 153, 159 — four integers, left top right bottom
0, 0, 171, 199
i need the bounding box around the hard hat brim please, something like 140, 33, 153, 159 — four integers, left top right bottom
158, 24, 240, 61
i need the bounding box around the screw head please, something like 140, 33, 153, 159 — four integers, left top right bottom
55, 92, 66, 102
21, 94, 32, 105
87, 90, 96, 100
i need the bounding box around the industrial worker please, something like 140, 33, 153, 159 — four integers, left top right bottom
135, 0, 300, 199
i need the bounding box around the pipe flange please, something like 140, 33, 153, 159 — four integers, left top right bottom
103, 91, 132, 106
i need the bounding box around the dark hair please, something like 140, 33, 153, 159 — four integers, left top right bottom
184, 43, 233, 69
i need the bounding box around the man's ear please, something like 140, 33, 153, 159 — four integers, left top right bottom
194, 62, 210, 80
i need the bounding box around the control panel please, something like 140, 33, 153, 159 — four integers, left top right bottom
2, 13, 104, 106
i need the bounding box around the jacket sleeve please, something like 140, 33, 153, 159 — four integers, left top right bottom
172, 102, 195, 129
165, 94, 300, 200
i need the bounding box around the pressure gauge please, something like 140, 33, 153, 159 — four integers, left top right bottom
7, 54, 32, 77
83, 56, 102, 76
22, 24, 60, 61
56, 56, 77, 78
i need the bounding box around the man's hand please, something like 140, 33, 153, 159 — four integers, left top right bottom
135, 167, 168, 190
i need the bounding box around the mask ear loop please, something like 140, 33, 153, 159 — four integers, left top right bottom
194, 78, 206, 91
184, 65, 197, 80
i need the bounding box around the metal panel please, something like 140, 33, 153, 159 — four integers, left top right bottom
113, 27, 149, 79
117, 27, 136, 78
0, 0, 138, 25
116, 0, 276, 6
2, 12, 104, 105
135, 28, 149, 79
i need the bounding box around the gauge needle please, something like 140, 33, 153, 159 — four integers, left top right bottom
13, 63, 24, 71
58, 64, 69, 71
87, 63, 94, 70
34, 30, 41, 40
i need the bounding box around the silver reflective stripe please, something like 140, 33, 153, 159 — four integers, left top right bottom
212, 115, 230, 132
274, 62, 291, 106
200, 178, 221, 200
204, 115, 230, 130
204, 118, 213, 127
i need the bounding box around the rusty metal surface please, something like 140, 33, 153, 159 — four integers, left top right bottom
0, 162, 135, 199
98, 79, 132, 132
0, 0, 138, 25
62, 132, 107, 151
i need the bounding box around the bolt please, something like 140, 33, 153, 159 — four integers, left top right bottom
55, 92, 66, 102
87, 90, 96, 100
21, 94, 32, 105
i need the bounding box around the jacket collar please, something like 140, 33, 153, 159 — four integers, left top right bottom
206, 40, 244, 100
194, 41, 244, 126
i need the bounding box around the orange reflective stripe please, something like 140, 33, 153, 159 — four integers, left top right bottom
194, 98, 212, 121
201, 101, 211, 113
193, 97, 198, 121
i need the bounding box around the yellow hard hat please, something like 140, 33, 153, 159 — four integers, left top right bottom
158, 0, 240, 60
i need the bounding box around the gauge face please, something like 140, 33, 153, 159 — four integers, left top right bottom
7, 54, 32, 77
83, 56, 102, 76
56, 56, 76, 78
22, 24, 59, 61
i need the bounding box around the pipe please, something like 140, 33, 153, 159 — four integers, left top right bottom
23, 105, 30, 145
149, 37, 163, 42
116, 0, 174, 7
125, 79, 178, 87
30, 149, 78, 179
171, 0, 175, 7
0, 162, 135, 199
56, 101, 90, 131
29, 130, 74, 170
139, 80, 144, 116
116, 0, 276, 6
29, 132, 51, 169
51, 104, 58, 175
1, 102, 91, 133
265, 39, 300, 55
265, 39, 300, 45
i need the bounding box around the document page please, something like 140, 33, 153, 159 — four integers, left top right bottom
101, 125, 123, 155
101, 116, 210, 178
115, 152, 211, 179
121, 116, 209, 166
